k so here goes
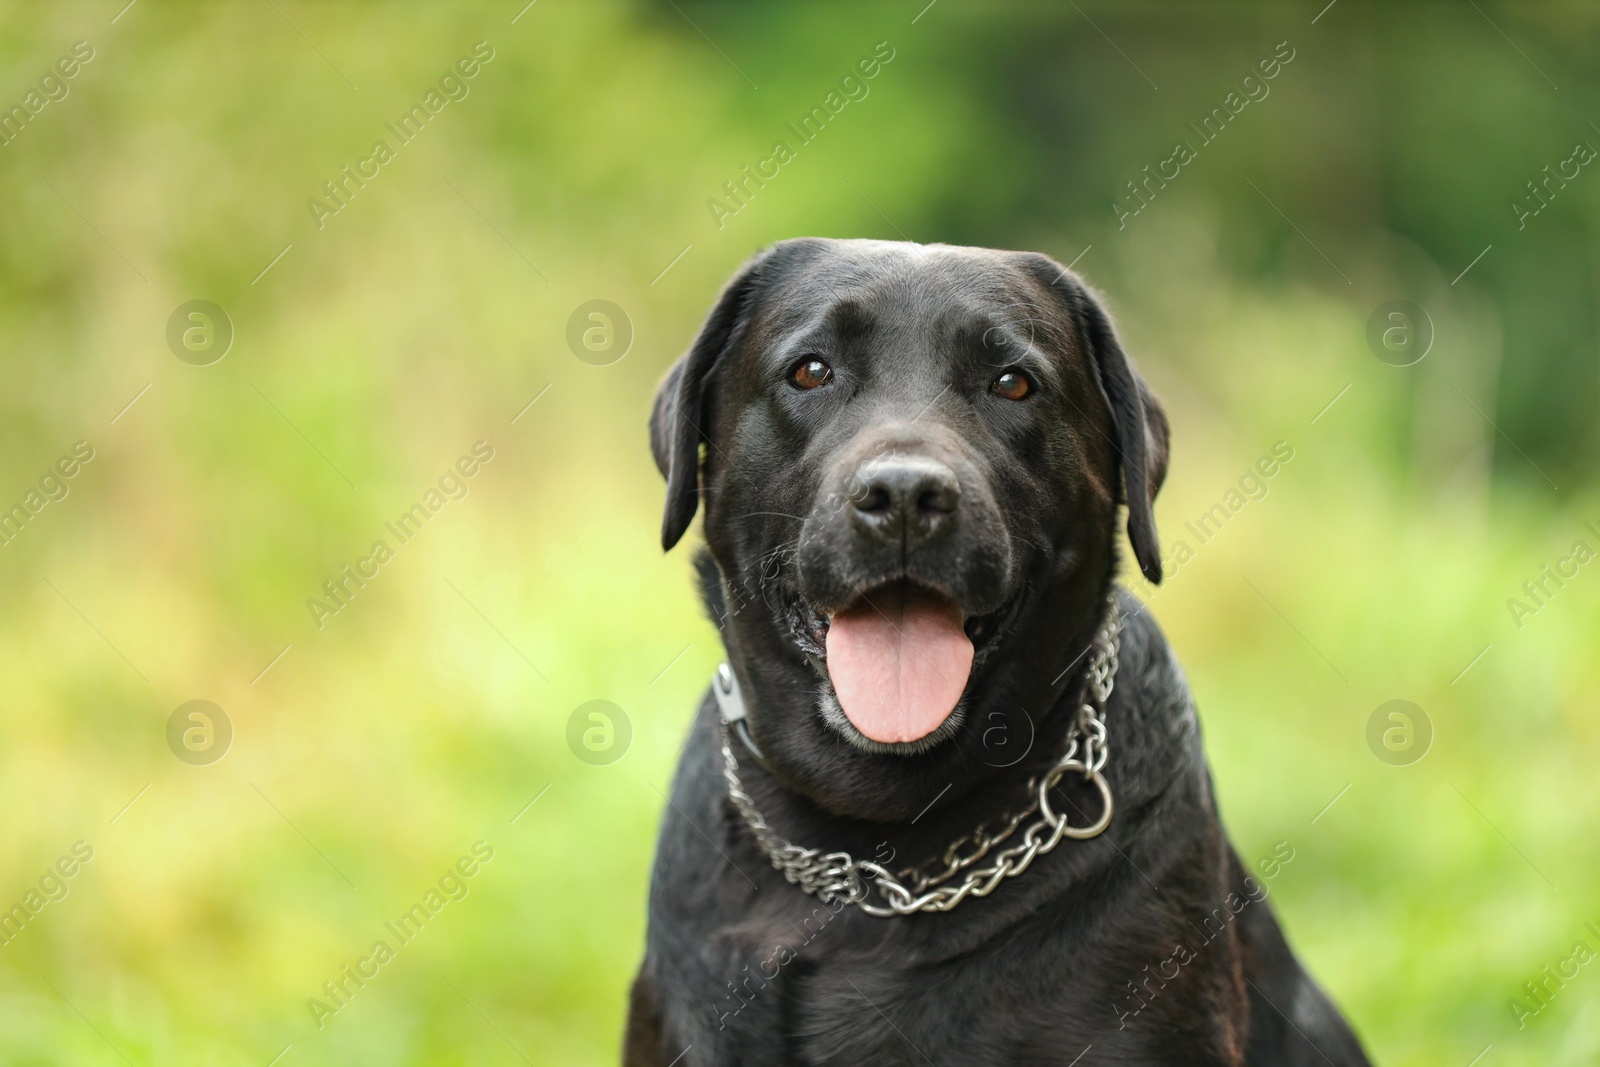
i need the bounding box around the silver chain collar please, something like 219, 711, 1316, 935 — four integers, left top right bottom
716, 599, 1122, 918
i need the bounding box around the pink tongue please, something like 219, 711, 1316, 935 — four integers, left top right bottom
824, 587, 975, 744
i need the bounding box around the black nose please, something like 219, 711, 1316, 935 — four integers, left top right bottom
849, 456, 961, 545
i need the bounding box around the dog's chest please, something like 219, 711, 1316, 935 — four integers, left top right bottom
684, 905, 1144, 1066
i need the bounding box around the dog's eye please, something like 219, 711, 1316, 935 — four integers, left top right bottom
992, 370, 1032, 401
788, 358, 832, 391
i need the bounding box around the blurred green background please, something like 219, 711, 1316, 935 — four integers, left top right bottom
0, 1, 1597, 1063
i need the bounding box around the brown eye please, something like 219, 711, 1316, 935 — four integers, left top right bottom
788, 358, 832, 390
992, 370, 1032, 401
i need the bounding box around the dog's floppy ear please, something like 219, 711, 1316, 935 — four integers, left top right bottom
649, 249, 774, 551
1021, 255, 1169, 584
1074, 282, 1169, 584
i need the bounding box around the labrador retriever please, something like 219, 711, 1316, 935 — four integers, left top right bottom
625, 238, 1371, 1066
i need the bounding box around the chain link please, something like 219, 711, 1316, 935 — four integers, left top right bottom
721, 599, 1122, 917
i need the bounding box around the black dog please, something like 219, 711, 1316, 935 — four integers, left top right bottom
627, 238, 1370, 1066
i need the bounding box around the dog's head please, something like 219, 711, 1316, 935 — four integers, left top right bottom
651, 239, 1167, 820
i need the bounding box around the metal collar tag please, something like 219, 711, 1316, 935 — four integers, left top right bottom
713, 663, 768, 766
713, 663, 745, 723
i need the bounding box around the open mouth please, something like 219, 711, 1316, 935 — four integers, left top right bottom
786, 579, 1022, 746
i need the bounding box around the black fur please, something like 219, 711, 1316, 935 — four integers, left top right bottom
627, 239, 1370, 1066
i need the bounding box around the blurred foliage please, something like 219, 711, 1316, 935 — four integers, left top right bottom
0, 1, 1596, 1064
